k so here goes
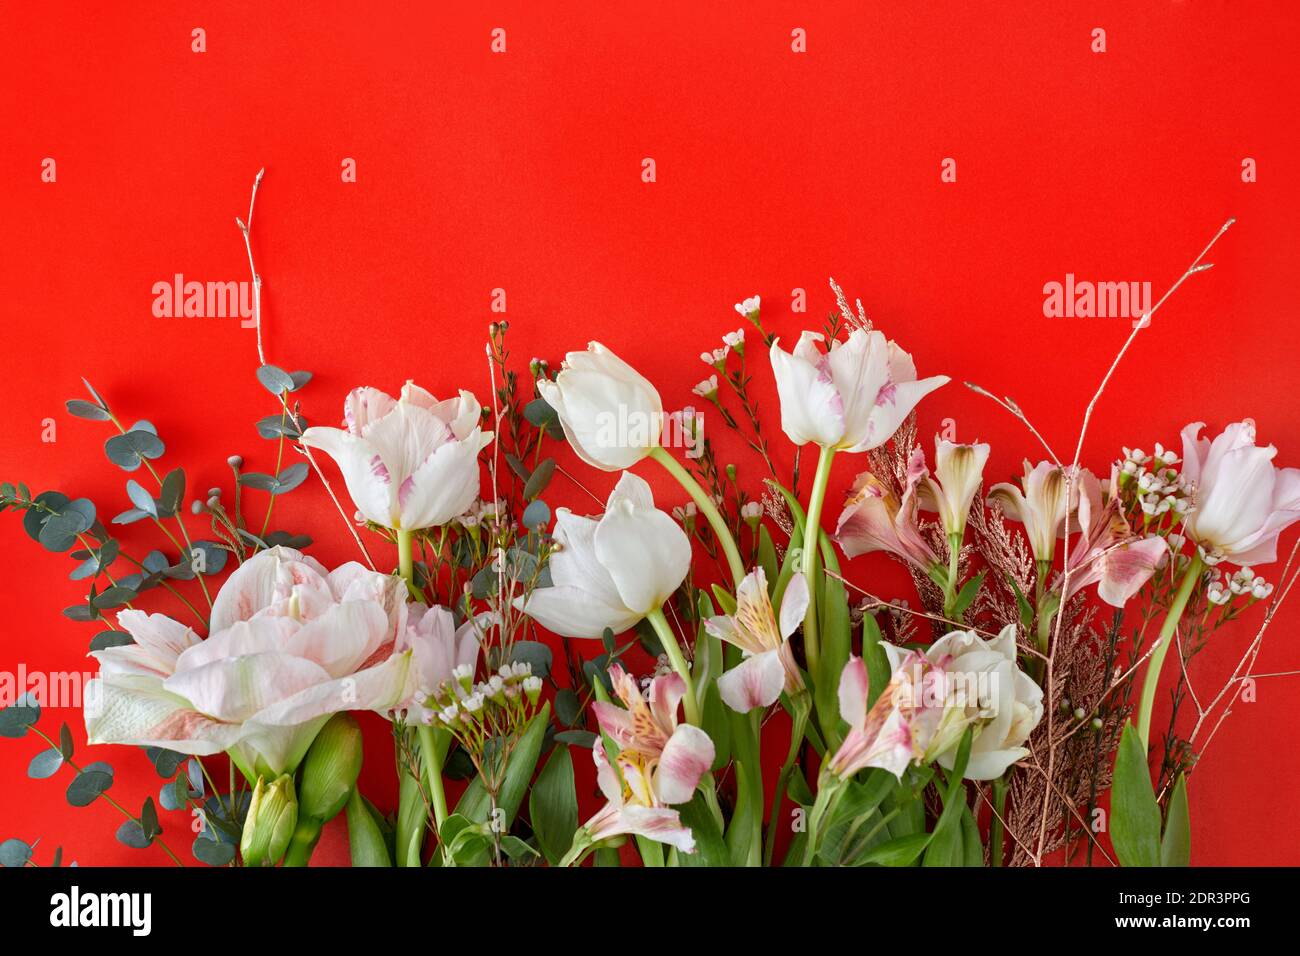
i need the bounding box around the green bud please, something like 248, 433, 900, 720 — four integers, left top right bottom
240, 773, 298, 867
298, 713, 364, 821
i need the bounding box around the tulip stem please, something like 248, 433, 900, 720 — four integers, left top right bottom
1136, 554, 1203, 751
396, 528, 418, 599
646, 607, 701, 726
649, 446, 745, 587
417, 724, 450, 837
800, 447, 837, 677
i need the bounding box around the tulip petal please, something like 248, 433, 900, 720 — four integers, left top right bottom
514, 585, 642, 639
300, 426, 396, 527
595, 474, 691, 615
769, 336, 845, 447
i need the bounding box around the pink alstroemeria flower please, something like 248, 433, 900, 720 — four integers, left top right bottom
835, 447, 940, 572
706, 569, 809, 713
1180, 420, 1300, 566
828, 653, 952, 780
989, 461, 1085, 564
580, 665, 715, 853
301, 382, 493, 532
1062, 471, 1167, 606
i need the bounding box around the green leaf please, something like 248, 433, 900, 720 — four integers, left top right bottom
27, 747, 63, 779
521, 499, 550, 530
192, 834, 236, 866
508, 641, 552, 679
256, 364, 296, 395
529, 746, 578, 865
0, 694, 41, 738
1160, 773, 1191, 867
923, 730, 973, 867
89, 630, 133, 651
0, 838, 33, 867
126, 479, 158, 518
1110, 722, 1162, 867
710, 583, 737, 616
65, 399, 110, 421
116, 819, 153, 849
499, 835, 540, 861
158, 468, 186, 518
67, 765, 114, 807
951, 570, 986, 618
104, 429, 165, 471
523, 458, 556, 500
757, 526, 778, 589
676, 790, 730, 867
58, 722, 74, 758
859, 832, 931, 866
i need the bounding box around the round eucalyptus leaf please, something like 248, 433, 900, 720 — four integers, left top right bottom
0, 693, 41, 738
508, 640, 553, 679
115, 820, 153, 849
66, 768, 114, 807
27, 747, 63, 779
89, 630, 133, 651
192, 835, 236, 866
521, 499, 550, 530
0, 838, 32, 867
256, 364, 295, 395
65, 399, 110, 421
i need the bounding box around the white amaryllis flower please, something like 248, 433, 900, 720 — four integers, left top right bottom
538, 342, 664, 471
1180, 420, 1300, 565
988, 461, 1083, 563
768, 329, 948, 453
301, 382, 492, 532
1062, 471, 1166, 606
706, 570, 809, 712
919, 437, 991, 538
882, 624, 1044, 780
515, 472, 690, 638
581, 666, 715, 853
84, 548, 410, 778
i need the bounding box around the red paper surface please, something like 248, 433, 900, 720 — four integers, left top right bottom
1, 2, 1297, 865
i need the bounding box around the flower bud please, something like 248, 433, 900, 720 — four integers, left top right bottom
240, 773, 298, 867
226, 455, 243, 469
298, 713, 364, 822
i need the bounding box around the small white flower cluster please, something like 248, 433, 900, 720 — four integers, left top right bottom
723, 328, 746, 352
638, 656, 676, 692
1118, 444, 1192, 517
692, 374, 718, 399
740, 500, 763, 525
1206, 567, 1274, 606
421, 660, 542, 733
700, 345, 729, 369
672, 501, 698, 526
734, 295, 760, 318
456, 497, 509, 530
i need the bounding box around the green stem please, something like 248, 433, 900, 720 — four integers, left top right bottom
800, 446, 837, 677
396, 528, 417, 599
417, 725, 449, 835
942, 532, 962, 620
1136, 554, 1203, 751
763, 693, 810, 866
281, 816, 323, 867
801, 772, 846, 867
646, 607, 700, 725
990, 775, 1007, 867
649, 446, 745, 586
636, 835, 665, 867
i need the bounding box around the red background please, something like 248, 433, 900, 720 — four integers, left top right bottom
2, 2, 1298, 865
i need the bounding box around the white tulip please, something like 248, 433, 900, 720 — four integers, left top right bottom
1180, 420, 1300, 565
515, 472, 690, 638
537, 342, 664, 471
300, 382, 492, 532
769, 329, 948, 452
